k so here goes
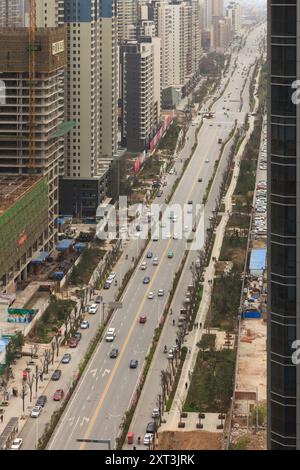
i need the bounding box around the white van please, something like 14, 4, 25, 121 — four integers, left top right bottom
105, 328, 116, 342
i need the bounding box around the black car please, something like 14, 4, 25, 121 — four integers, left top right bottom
36, 395, 47, 408
143, 276, 150, 285
110, 348, 119, 359
51, 369, 62, 381
130, 359, 138, 369
62, 353, 71, 364
198, 178, 203, 183
74, 332, 82, 341
95, 296, 102, 304
104, 282, 111, 290
146, 252, 153, 259
146, 422, 156, 434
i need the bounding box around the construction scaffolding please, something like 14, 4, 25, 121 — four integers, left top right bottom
0, 176, 48, 285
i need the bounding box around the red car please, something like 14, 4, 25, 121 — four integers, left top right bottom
69, 337, 78, 348
139, 315, 147, 324
53, 389, 64, 401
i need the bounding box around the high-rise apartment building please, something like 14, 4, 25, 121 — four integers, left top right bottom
120, 37, 161, 153
268, 0, 299, 450
226, 1, 241, 35
212, 0, 223, 18
0, 0, 23, 27
0, 27, 66, 253
55, 0, 118, 219
117, 0, 137, 42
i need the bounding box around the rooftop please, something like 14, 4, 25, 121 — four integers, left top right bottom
0, 175, 43, 216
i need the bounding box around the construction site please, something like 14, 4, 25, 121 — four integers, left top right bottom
0, 2, 68, 293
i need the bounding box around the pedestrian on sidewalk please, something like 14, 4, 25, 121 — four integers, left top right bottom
188, 347, 191, 355
200, 322, 202, 329
185, 382, 188, 390
172, 319, 175, 326
0, 414, 3, 423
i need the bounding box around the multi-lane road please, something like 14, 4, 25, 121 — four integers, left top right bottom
19, 24, 265, 451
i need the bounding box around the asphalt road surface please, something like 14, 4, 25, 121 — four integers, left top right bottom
43, 24, 265, 451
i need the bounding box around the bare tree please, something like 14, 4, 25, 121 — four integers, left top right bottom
21, 384, 27, 413
27, 371, 35, 402
51, 341, 55, 365
54, 334, 62, 357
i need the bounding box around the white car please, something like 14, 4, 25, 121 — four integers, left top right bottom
169, 168, 175, 175
168, 349, 175, 359
144, 433, 154, 445
31, 405, 42, 418
158, 289, 165, 297
148, 292, 155, 300
205, 159, 209, 163
184, 226, 189, 232
152, 408, 160, 418
11, 438, 23, 450
140, 261, 147, 270
173, 233, 179, 240
152, 257, 159, 266
88, 304, 98, 314
109, 272, 116, 279
80, 320, 89, 329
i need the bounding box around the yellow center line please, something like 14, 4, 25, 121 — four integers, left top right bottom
80, 125, 219, 448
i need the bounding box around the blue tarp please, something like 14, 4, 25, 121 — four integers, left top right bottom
74, 242, 87, 251
242, 310, 261, 319
56, 239, 74, 251
54, 272, 64, 280
31, 251, 49, 264
57, 218, 66, 225
249, 248, 267, 272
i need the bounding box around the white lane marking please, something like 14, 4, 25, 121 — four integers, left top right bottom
67, 417, 75, 427
102, 369, 111, 378
90, 368, 97, 377
80, 417, 90, 427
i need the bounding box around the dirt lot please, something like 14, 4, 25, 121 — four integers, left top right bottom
157, 431, 223, 450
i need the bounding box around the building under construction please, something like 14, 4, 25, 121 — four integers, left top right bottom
0, 26, 66, 257
0, 25, 68, 291
0, 175, 49, 291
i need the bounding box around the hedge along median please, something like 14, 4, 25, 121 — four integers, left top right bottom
202, 120, 238, 205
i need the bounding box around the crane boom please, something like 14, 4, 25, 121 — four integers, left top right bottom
29, 0, 36, 170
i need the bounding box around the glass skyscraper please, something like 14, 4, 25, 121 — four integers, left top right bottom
268, 0, 299, 450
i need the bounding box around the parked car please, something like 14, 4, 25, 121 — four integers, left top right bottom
53, 389, 64, 401
130, 359, 138, 369
11, 438, 23, 450
144, 433, 154, 445
62, 353, 71, 364
51, 369, 62, 381
104, 282, 111, 290
35, 395, 47, 408
95, 296, 102, 304
31, 405, 42, 418
74, 332, 82, 342
146, 422, 156, 434
80, 320, 90, 329
109, 348, 119, 359
69, 338, 79, 348
88, 304, 98, 314
152, 408, 160, 418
